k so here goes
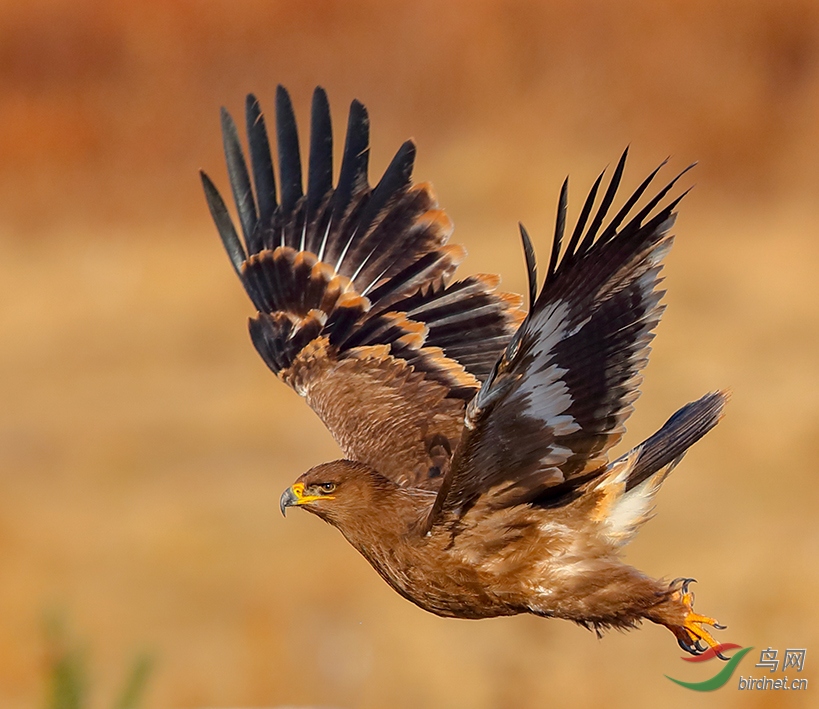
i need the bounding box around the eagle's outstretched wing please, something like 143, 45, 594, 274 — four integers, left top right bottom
201, 86, 524, 488
428, 152, 694, 521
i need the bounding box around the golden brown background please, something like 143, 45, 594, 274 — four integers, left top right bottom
1, 1, 818, 707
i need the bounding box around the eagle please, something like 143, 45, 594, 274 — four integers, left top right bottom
200, 86, 728, 658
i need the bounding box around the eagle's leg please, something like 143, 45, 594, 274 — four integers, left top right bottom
649, 577, 728, 659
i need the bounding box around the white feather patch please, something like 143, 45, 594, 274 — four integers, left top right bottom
596, 449, 670, 547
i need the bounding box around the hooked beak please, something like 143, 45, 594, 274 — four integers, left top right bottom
279, 486, 299, 516
279, 481, 334, 516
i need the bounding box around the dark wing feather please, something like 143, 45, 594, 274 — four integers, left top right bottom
373, 275, 524, 383
275, 85, 303, 218
246, 94, 277, 233
202, 87, 525, 487
329, 98, 369, 243
518, 224, 538, 311
307, 87, 333, 217
220, 107, 258, 251
430, 154, 690, 519
201, 171, 245, 277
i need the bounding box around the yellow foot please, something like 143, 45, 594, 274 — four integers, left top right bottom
669, 578, 728, 660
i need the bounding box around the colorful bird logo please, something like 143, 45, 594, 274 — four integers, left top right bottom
666, 644, 753, 691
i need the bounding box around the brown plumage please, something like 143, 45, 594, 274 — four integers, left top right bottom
202, 86, 730, 657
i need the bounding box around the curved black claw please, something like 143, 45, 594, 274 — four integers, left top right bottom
680, 577, 697, 594
678, 636, 704, 655
713, 622, 728, 630
716, 650, 730, 661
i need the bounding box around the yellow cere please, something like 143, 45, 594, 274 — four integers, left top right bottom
291, 482, 335, 505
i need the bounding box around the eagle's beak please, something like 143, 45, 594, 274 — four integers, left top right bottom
279, 486, 299, 517
280, 482, 334, 516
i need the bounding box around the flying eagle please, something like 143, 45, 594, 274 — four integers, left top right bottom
201, 86, 728, 657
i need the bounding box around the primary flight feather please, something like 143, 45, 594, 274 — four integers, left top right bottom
201, 86, 728, 657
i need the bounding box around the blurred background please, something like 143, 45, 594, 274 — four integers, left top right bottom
1, 1, 818, 707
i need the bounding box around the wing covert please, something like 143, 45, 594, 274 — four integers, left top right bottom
430, 151, 692, 520
202, 86, 525, 487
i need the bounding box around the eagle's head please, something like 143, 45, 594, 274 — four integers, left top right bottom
279, 460, 400, 527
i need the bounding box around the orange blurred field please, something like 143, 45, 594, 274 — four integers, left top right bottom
1, 1, 818, 707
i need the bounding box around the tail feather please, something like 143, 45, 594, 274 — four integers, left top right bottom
625, 390, 729, 491
597, 391, 728, 546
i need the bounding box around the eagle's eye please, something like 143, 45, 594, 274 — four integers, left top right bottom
318, 482, 336, 494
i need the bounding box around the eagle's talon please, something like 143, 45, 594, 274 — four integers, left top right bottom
667, 578, 726, 658
677, 636, 702, 654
